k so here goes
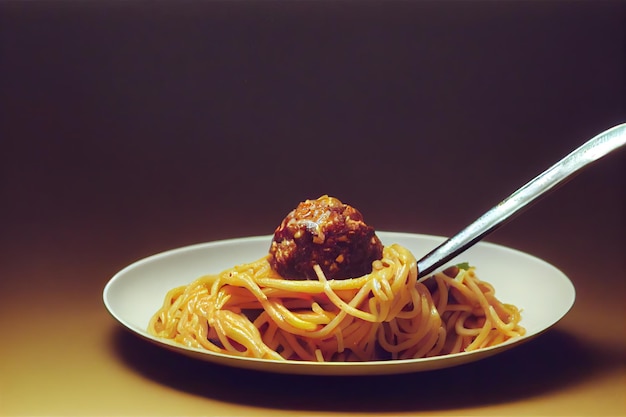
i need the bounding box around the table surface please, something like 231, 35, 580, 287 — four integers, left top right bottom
1, 1, 624, 416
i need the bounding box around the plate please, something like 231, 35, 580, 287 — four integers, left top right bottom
103, 232, 575, 376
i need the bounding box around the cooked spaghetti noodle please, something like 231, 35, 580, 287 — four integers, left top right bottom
148, 243, 525, 362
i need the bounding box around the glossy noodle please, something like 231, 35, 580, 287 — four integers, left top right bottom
148, 243, 525, 362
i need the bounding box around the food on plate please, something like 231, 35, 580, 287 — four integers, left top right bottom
148, 195, 525, 362
269, 195, 383, 280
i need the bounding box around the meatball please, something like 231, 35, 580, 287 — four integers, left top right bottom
269, 195, 383, 280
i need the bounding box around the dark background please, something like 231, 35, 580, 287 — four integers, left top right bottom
2, 0, 623, 276
0, 1, 624, 414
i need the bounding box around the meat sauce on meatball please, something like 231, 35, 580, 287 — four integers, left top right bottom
269, 195, 384, 280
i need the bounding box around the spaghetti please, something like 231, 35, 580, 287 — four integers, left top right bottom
148, 243, 525, 362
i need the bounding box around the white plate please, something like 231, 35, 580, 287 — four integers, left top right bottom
103, 232, 575, 376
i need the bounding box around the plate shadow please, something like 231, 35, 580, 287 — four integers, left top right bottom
109, 326, 621, 413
